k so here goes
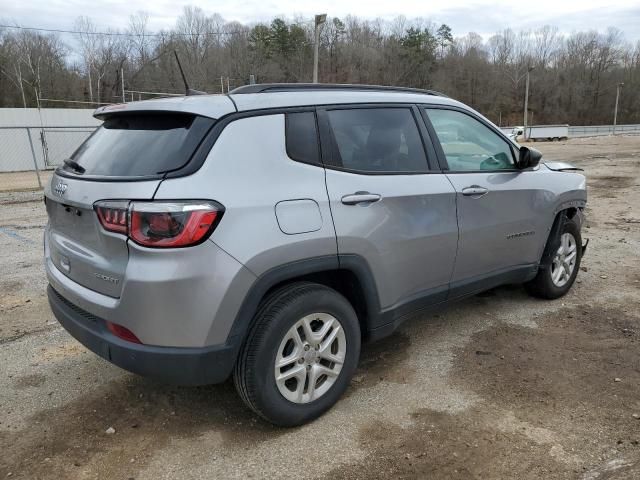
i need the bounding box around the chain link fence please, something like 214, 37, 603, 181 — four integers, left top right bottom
0, 126, 96, 173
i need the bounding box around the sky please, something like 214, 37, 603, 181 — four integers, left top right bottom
1, 0, 639, 42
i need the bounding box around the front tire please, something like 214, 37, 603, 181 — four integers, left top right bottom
233, 282, 361, 426
526, 215, 582, 299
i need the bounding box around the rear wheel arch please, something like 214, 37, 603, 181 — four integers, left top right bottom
228, 255, 381, 350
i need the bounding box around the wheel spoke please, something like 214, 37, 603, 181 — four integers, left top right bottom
295, 370, 307, 402
315, 316, 335, 343
319, 325, 341, 352
300, 316, 315, 343
316, 364, 339, 378
553, 266, 564, 284
564, 251, 576, 265
306, 365, 319, 401
276, 352, 299, 369
276, 363, 306, 383
318, 350, 344, 365
293, 329, 305, 349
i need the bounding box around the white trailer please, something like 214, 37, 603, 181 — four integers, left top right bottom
508, 125, 569, 142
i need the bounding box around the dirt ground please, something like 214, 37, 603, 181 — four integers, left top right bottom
1, 135, 639, 479
0, 170, 53, 193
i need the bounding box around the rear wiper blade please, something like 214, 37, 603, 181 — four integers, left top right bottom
63, 158, 85, 174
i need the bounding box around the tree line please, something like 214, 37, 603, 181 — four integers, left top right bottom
1, 7, 639, 126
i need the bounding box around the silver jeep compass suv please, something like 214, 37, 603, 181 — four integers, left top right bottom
45, 83, 587, 426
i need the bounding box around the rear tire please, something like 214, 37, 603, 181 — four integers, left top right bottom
525, 215, 582, 299
233, 282, 361, 427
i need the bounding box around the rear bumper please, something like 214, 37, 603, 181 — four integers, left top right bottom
48, 286, 238, 385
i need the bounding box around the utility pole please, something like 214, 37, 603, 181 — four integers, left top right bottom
523, 66, 534, 141
313, 14, 327, 83
613, 82, 624, 135
121, 68, 125, 103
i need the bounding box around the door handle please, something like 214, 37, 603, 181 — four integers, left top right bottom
461, 186, 489, 197
341, 192, 381, 205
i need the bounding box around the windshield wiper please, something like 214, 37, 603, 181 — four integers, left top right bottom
63, 158, 85, 175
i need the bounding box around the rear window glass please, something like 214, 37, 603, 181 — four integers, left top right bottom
64, 113, 214, 177
285, 112, 320, 164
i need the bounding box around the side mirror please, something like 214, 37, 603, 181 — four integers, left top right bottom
518, 146, 543, 169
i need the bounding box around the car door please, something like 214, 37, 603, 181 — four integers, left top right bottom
319, 105, 458, 323
422, 106, 545, 294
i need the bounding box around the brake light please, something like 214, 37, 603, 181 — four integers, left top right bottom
106, 321, 142, 344
94, 200, 223, 248
95, 201, 128, 234
130, 202, 220, 247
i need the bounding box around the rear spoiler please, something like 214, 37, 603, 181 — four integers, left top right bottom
93, 96, 236, 121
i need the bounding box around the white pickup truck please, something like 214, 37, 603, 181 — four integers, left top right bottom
507, 125, 569, 142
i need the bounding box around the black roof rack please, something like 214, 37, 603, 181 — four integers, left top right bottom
229, 83, 448, 97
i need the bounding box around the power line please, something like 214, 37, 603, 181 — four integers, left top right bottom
0, 24, 245, 37
0, 19, 316, 38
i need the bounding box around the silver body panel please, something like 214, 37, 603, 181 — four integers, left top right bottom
155, 114, 338, 277
445, 168, 586, 281
45, 229, 254, 347
324, 170, 458, 308
45, 173, 159, 297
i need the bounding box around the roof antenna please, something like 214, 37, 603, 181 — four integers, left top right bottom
173, 50, 206, 96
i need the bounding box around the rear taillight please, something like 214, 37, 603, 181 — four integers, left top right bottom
94, 200, 223, 248
95, 201, 128, 234
129, 202, 220, 248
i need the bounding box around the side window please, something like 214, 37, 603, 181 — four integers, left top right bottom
325, 108, 428, 173
426, 109, 515, 171
285, 112, 320, 164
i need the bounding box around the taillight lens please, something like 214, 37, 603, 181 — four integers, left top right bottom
95, 201, 129, 234
130, 202, 220, 248
94, 200, 223, 248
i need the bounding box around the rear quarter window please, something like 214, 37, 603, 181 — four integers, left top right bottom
63, 113, 214, 178
285, 112, 320, 165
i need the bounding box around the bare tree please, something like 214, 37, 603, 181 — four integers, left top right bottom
0, 14, 638, 125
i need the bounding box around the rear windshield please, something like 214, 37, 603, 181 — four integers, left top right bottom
63, 113, 214, 177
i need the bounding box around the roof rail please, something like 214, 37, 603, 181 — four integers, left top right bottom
229, 83, 448, 97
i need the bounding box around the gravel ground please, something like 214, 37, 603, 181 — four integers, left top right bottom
1, 135, 639, 479
0, 170, 54, 193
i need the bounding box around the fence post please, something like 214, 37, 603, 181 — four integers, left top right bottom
26, 128, 43, 189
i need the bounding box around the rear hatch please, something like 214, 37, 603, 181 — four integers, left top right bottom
45, 111, 216, 298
